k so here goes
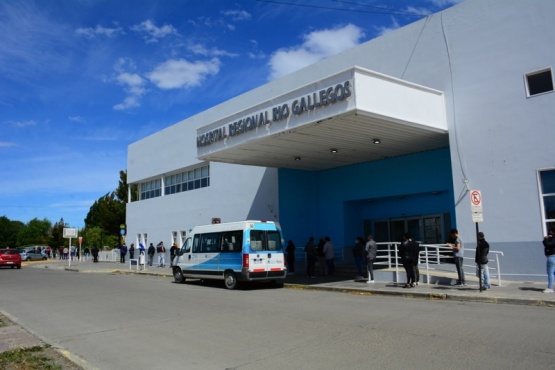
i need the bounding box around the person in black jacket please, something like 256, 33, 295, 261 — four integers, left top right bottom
147, 243, 155, 267
542, 228, 555, 293
399, 233, 419, 288
475, 232, 490, 290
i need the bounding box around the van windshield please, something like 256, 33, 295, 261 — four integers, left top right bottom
250, 230, 283, 251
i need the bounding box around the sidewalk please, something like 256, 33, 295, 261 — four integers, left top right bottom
29, 259, 555, 307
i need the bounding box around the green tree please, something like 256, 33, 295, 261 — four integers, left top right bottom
50, 218, 68, 249
0, 216, 25, 247
17, 218, 52, 246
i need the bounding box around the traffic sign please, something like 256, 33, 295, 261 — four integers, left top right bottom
470, 189, 482, 212
472, 212, 483, 223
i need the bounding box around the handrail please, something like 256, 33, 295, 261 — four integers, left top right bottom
420, 244, 505, 286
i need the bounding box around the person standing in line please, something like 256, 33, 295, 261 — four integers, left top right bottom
365, 234, 378, 284
352, 236, 365, 280
286, 240, 296, 275
170, 242, 178, 267
83, 246, 90, 261
129, 243, 135, 260
157, 242, 166, 267
63, 247, 69, 260
323, 236, 335, 276
147, 243, 155, 267
399, 233, 418, 288
304, 236, 317, 278
475, 232, 490, 290
120, 244, 128, 264
92, 246, 99, 263
316, 237, 327, 276
541, 228, 555, 293
447, 228, 465, 286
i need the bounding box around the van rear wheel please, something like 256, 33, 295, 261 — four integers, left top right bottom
173, 267, 185, 283
224, 271, 238, 290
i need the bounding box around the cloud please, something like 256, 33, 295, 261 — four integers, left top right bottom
147, 58, 221, 89
0, 141, 16, 147
221, 9, 251, 21
112, 58, 146, 111
268, 24, 365, 80
131, 20, 178, 43
7, 120, 37, 128
188, 43, 238, 58
75, 24, 124, 38
375, 17, 402, 36
69, 116, 84, 123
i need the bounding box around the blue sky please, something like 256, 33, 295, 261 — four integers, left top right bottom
0, 0, 462, 229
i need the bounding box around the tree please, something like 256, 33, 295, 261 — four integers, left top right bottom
0, 216, 24, 247
17, 218, 52, 246
50, 218, 68, 249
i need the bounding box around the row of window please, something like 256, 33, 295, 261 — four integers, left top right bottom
139, 165, 210, 200
540, 169, 555, 232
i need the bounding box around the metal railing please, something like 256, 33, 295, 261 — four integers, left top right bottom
420, 244, 505, 286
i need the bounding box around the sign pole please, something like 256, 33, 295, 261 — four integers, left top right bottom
68, 237, 72, 268
470, 189, 484, 293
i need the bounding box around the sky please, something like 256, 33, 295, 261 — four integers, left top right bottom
0, 0, 463, 229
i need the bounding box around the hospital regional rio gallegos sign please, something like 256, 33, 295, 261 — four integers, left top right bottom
196, 80, 352, 148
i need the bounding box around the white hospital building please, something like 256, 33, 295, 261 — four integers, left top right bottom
126, 0, 555, 281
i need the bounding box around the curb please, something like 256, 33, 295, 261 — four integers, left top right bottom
48, 265, 555, 308
284, 283, 555, 307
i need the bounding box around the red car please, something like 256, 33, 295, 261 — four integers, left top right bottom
0, 249, 22, 269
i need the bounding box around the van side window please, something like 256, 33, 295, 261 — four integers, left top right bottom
267, 231, 282, 251
220, 230, 243, 252
200, 233, 219, 253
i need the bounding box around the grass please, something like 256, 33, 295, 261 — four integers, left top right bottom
0, 345, 61, 370
0, 316, 82, 370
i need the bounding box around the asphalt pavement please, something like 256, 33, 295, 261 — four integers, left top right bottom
26, 258, 555, 307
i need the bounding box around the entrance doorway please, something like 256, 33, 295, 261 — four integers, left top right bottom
367, 214, 446, 244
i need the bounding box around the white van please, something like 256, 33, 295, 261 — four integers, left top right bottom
172, 220, 286, 289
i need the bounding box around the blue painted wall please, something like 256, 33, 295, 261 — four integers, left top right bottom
279, 148, 455, 248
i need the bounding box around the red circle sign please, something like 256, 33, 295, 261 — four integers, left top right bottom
471, 190, 481, 206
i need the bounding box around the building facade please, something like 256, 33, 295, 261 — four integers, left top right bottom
127, 0, 555, 281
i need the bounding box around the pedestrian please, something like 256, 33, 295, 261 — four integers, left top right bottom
63, 247, 69, 260
170, 242, 178, 267
541, 228, 555, 293
84, 246, 90, 261
92, 246, 99, 263
475, 232, 490, 290
157, 241, 166, 267
285, 240, 296, 275
316, 237, 327, 276
304, 236, 317, 278
399, 233, 419, 288
323, 236, 335, 276
129, 243, 135, 259
447, 228, 465, 286
147, 243, 155, 266
365, 234, 378, 284
120, 244, 128, 263
70, 246, 76, 261
352, 236, 365, 280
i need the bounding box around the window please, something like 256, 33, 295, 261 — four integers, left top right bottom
250, 230, 283, 251
140, 179, 161, 200
526, 68, 554, 97
539, 169, 555, 233
164, 165, 210, 196
221, 230, 243, 252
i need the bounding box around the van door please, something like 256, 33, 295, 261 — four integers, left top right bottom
196, 233, 220, 275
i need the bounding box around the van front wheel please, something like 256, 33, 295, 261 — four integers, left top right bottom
173, 268, 185, 284
224, 271, 238, 290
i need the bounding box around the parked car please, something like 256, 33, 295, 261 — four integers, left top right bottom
19, 248, 48, 261
0, 249, 22, 269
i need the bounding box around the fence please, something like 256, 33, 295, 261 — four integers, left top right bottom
420, 244, 504, 286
